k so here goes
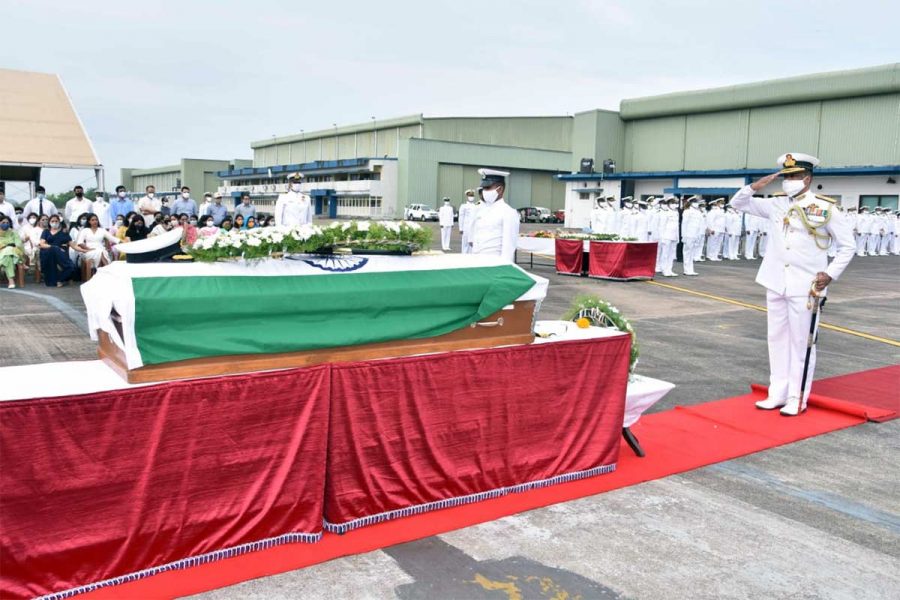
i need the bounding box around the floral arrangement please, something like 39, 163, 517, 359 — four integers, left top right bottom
529, 230, 556, 238
562, 294, 639, 375
557, 232, 624, 241
188, 220, 432, 262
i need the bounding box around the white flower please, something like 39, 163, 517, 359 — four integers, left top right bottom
357, 221, 370, 232
200, 237, 216, 250
405, 221, 421, 230
246, 237, 262, 247
383, 221, 401, 234
231, 240, 243, 249
342, 222, 352, 231
271, 232, 284, 244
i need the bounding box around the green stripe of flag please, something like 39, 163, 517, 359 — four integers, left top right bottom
132, 265, 535, 365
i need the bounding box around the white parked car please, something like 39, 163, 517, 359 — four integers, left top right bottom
404, 204, 439, 221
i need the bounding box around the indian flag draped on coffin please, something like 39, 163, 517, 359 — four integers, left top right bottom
81, 254, 548, 369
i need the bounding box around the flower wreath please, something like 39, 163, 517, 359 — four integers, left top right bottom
562, 294, 639, 375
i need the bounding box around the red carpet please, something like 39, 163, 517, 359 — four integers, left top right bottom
76, 385, 876, 599
811, 364, 900, 422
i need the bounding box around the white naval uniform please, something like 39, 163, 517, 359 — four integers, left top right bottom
724, 210, 742, 259
731, 186, 854, 407
438, 204, 454, 251
744, 213, 760, 259
274, 191, 314, 227
681, 206, 705, 275
470, 197, 520, 263
706, 206, 726, 260
891, 215, 900, 255
93, 200, 111, 229
694, 209, 708, 261
658, 207, 679, 276
877, 214, 891, 255
458, 201, 475, 254
590, 206, 605, 234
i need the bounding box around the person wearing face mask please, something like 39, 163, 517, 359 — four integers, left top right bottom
234, 192, 256, 222
92, 191, 111, 229
124, 215, 151, 243
208, 192, 228, 226
617, 197, 634, 238
0, 190, 19, 229
67, 213, 91, 266
64, 185, 93, 224
39, 215, 80, 287
705, 199, 726, 260
438, 198, 454, 251
172, 186, 198, 217
21, 186, 59, 222
731, 152, 854, 417
724, 204, 743, 260
198, 193, 213, 219
680, 196, 704, 276
19, 214, 45, 268
275, 173, 313, 227
458, 190, 478, 254
109, 186, 134, 224
0, 216, 25, 288
137, 185, 162, 217
658, 197, 680, 276
469, 169, 519, 262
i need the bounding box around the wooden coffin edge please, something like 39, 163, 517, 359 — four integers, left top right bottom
98, 301, 537, 384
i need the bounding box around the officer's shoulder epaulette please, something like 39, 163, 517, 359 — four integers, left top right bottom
814, 194, 837, 204
771, 192, 787, 197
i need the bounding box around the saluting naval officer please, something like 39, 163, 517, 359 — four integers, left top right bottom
469, 168, 519, 262
731, 153, 854, 416
275, 172, 313, 227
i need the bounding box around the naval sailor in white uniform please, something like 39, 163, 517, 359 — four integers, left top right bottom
731, 152, 855, 416
469, 168, 519, 262
275, 172, 314, 227
458, 189, 477, 254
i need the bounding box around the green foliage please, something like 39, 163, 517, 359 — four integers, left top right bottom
187, 221, 433, 262
562, 294, 639, 374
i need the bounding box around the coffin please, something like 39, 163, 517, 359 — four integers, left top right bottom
82, 254, 547, 384
97, 300, 536, 383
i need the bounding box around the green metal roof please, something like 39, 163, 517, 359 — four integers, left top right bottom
620, 63, 900, 120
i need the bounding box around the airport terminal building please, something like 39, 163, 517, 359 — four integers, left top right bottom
215, 115, 572, 218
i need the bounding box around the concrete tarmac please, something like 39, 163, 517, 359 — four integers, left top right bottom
1, 221, 898, 599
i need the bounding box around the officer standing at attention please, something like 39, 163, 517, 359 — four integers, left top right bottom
275, 172, 313, 227
732, 153, 854, 416
438, 197, 454, 251
469, 168, 519, 262
458, 190, 476, 254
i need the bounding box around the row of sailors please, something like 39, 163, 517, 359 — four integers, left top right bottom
590, 196, 899, 276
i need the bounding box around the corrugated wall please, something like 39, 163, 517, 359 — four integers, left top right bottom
621, 92, 900, 171
423, 117, 572, 152
398, 138, 571, 213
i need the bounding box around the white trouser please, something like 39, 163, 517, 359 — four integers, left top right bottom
694, 234, 705, 260
722, 234, 731, 258
766, 290, 819, 406
660, 239, 677, 274
682, 237, 699, 274
827, 240, 836, 258
892, 234, 900, 255
460, 231, 471, 254
879, 234, 890, 255
758, 234, 768, 257
744, 231, 758, 259
654, 235, 664, 269
729, 234, 741, 259
866, 233, 879, 255
855, 233, 866, 255
708, 232, 724, 259
440, 226, 452, 250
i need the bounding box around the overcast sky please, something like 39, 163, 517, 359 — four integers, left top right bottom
4, 0, 898, 197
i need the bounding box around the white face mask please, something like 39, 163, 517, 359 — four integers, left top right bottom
182, 192, 190, 199
290, 183, 303, 193
466, 196, 474, 203
148, 192, 155, 198
482, 189, 499, 204
782, 179, 807, 197
118, 191, 127, 198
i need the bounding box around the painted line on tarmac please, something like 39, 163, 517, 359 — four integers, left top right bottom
644, 280, 900, 347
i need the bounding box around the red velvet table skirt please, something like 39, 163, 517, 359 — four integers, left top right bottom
554, 238, 586, 275
324, 336, 631, 532
0, 367, 331, 600
588, 241, 658, 280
